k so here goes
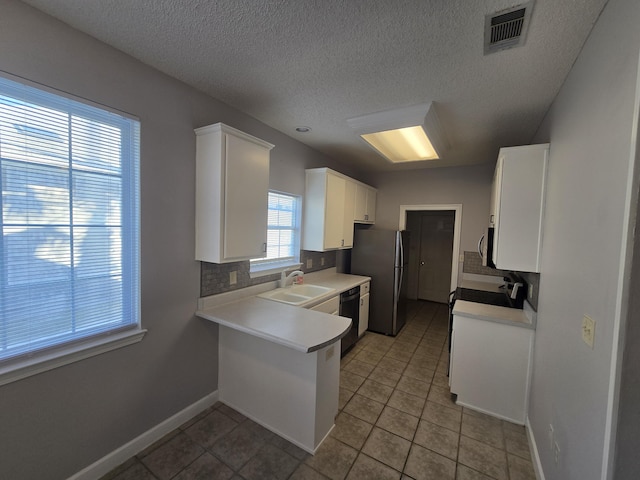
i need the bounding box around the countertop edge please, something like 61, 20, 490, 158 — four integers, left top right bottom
196, 296, 353, 353
452, 300, 535, 330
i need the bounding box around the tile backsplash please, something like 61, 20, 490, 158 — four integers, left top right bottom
200, 250, 337, 297
462, 251, 507, 277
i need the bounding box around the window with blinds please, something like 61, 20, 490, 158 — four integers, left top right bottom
250, 191, 301, 274
0, 75, 140, 367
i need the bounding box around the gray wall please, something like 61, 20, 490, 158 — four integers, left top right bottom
529, 0, 640, 478
370, 163, 494, 257
0, 1, 358, 478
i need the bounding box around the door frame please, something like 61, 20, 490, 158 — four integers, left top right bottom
399, 204, 462, 296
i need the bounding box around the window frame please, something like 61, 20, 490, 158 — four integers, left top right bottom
250, 190, 302, 278
0, 73, 144, 386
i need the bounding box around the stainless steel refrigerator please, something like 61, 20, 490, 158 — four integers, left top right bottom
351, 229, 409, 336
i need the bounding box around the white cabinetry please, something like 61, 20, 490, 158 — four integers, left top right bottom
354, 184, 377, 223
449, 314, 533, 424
358, 282, 370, 336
195, 123, 273, 264
303, 168, 355, 251
491, 143, 548, 273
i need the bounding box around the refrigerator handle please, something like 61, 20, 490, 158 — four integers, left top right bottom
478, 234, 485, 259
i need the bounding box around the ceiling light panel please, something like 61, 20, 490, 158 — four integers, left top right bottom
347, 102, 448, 163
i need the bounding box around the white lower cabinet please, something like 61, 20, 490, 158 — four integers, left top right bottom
358, 282, 370, 336
449, 314, 534, 424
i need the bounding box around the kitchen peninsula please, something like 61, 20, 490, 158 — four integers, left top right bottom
196, 270, 368, 454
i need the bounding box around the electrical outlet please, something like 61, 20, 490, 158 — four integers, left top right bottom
307, 258, 313, 269
582, 315, 595, 348
528, 283, 534, 298
321, 257, 325, 266
229, 271, 237, 285
459, 254, 465, 263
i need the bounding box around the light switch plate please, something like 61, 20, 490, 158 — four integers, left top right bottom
582, 315, 595, 348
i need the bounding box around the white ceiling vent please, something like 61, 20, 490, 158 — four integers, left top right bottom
484, 1, 534, 55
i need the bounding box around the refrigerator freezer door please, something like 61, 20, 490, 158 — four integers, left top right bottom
352, 229, 408, 336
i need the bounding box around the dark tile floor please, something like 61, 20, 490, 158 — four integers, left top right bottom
103, 300, 537, 480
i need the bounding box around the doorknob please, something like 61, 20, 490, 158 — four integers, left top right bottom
420, 261, 425, 266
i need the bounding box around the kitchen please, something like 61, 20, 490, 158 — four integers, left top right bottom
1, 1, 639, 480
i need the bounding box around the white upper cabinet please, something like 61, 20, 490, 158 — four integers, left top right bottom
343, 179, 356, 247
492, 143, 549, 273
354, 183, 377, 223
195, 123, 274, 263
303, 168, 365, 251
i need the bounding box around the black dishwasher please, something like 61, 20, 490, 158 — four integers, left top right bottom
339, 287, 360, 356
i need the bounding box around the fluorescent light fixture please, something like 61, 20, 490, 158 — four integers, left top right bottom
347, 102, 448, 163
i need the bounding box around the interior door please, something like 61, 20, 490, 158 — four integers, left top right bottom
417, 212, 454, 303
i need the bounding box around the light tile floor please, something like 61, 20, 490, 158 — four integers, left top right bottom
103, 300, 537, 480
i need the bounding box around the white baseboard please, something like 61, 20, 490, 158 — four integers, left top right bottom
69, 390, 219, 480
526, 416, 546, 480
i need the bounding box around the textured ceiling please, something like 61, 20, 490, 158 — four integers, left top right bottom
21, 0, 608, 172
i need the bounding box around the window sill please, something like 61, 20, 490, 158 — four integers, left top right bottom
249, 261, 303, 279
0, 328, 147, 387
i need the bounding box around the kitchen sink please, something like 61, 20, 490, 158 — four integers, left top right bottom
258, 284, 335, 306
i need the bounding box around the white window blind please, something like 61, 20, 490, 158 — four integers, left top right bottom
250, 191, 300, 274
0, 76, 140, 366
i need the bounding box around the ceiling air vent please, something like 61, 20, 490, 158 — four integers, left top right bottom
484, 1, 534, 55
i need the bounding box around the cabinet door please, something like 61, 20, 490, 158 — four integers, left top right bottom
324, 173, 346, 249
224, 133, 269, 260
493, 144, 548, 272
365, 188, 376, 223
354, 184, 367, 222
358, 292, 370, 336
343, 180, 356, 248
354, 185, 376, 223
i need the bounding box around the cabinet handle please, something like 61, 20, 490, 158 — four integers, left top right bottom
341, 239, 344, 247
262, 242, 267, 253
490, 214, 495, 224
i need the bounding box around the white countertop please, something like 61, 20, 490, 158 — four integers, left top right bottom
197, 296, 352, 353
196, 269, 370, 353
453, 300, 535, 329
